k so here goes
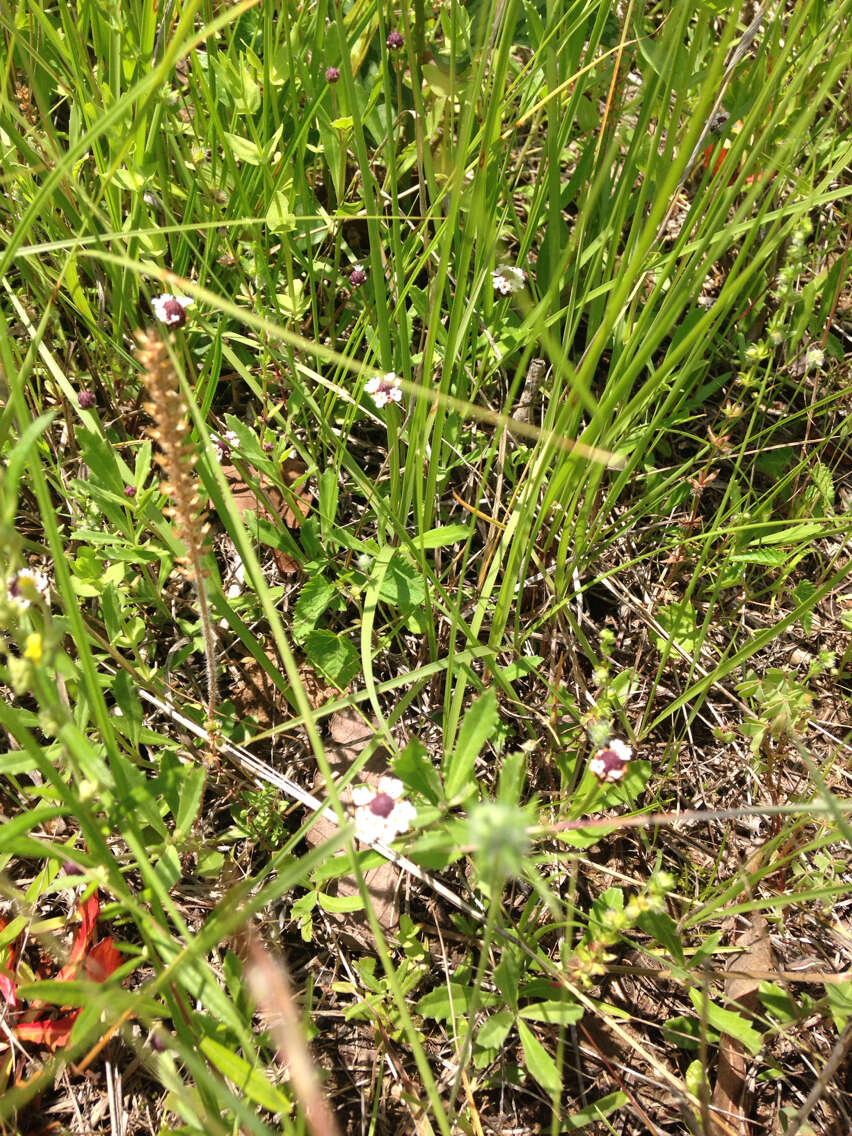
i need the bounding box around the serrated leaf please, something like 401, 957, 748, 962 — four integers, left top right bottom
293, 576, 336, 644
304, 629, 359, 689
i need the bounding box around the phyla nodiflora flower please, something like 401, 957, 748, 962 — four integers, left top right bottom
352, 777, 416, 844
589, 739, 633, 784
492, 265, 526, 295
364, 372, 403, 410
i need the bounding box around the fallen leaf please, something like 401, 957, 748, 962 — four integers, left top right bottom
221, 461, 307, 575
711, 913, 775, 1136
9, 890, 123, 1051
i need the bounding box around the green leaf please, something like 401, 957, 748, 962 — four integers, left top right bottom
304, 629, 360, 688
563, 1090, 629, 1129
793, 580, 816, 633
654, 600, 700, 656
826, 979, 852, 1031
378, 555, 426, 610
417, 983, 497, 1022
517, 1019, 561, 1094
200, 1037, 291, 1115
688, 989, 763, 1055
293, 576, 336, 644
224, 131, 263, 164
519, 998, 584, 1025
394, 738, 442, 804
2, 411, 55, 526
175, 765, 207, 843
495, 948, 521, 1012
413, 525, 470, 549
444, 687, 498, 801
318, 891, 364, 913
477, 1010, 515, 1049
266, 187, 295, 233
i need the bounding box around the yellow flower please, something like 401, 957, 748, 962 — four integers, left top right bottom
24, 633, 43, 665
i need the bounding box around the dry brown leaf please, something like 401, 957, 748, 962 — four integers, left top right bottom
305, 710, 402, 947
711, 913, 775, 1136
221, 461, 305, 575
226, 651, 282, 730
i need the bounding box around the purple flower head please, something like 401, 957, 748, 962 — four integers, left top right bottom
78, 390, 96, 410
324, 66, 340, 83
386, 30, 404, 50
151, 293, 194, 328
589, 739, 633, 784
124, 485, 137, 498
350, 266, 367, 287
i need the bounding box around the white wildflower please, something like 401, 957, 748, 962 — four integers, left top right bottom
492, 265, 526, 295
364, 372, 403, 410
7, 568, 49, 610
352, 776, 416, 844
589, 738, 633, 784
151, 293, 194, 327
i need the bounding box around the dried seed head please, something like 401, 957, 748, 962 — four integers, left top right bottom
135, 330, 208, 583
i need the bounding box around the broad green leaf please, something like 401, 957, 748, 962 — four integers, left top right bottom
394, 738, 442, 804
519, 999, 584, 1025
517, 1019, 561, 1094
688, 989, 763, 1055
304, 629, 360, 688
444, 687, 498, 801
477, 1010, 514, 1049
293, 576, 336, 644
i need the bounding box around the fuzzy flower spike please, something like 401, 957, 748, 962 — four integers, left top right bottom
589, 739, 633, 784
352, 777, 416, 844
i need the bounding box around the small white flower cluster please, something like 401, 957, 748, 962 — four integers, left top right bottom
152, 293, 194, 327
210, 430, 240, 460
492, 265, 526, 295
6, 568, 49, 610
589, 738, 633, 784
352, 776, 416, 844
364, 372, 403, 409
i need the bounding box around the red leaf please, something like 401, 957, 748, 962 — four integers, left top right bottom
16, 1011, 80, 1051
0, 970, 17, 1009
56, 891, 100, 981
84, 938, 122, 983
0, 917, 18, 1008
